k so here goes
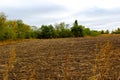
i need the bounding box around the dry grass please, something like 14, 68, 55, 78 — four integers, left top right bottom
0, 39, 31, 46
28, 64, 36, 80
89, 41, 120, 80
0, 35, 120, 80
3, 47, 16, 80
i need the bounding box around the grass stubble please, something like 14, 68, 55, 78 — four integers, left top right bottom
3, 47, 16, 80
0, 37, 120, 80
89, 41, 120, 80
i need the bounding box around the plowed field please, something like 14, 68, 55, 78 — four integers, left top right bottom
0, 35, 120, 80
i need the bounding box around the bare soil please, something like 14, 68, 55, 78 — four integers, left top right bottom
0, 35, 120, 80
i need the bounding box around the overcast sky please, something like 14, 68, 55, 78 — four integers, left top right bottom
0, 0, 120, 31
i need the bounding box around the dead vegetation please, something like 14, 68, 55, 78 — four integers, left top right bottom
0, 35, 120, 80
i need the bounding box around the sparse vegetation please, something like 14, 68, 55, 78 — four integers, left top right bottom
0, 35, 120, 80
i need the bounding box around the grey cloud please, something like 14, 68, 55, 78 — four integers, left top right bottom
88, 22, 120, 31
24, 16, 62, 26
78, 7, 120, 17
79, 16, 120, 25
72, 7, 120, 30
0, 3, 66, 20
78, 17, 120, 31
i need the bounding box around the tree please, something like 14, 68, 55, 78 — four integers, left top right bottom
100, 30, 109, 34
84, 28, 91, 36
47, 25, 56, 38
71, 20, 84, 37
0, 12, 7, 40
105, 30, 109, 34
54, 22, 72, 38
30, 26, 39, 38
90, 30, 101, 36
74, 20, 78, 27
6, 20, 18, 39
101, 30, 105, 34
0, 12, 6, 26
112, 28, 120, 34
0, 12, 108, 40
39, 25, 55, 38
16, 20, 32, 39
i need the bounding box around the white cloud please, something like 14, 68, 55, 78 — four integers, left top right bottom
0, 0, 120, 30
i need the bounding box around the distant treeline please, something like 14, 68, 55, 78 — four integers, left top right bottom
0, 12, 120, 40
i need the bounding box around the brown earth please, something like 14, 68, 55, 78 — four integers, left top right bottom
0, 35, 120, 80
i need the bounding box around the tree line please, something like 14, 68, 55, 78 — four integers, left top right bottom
0, 12, 120, 40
